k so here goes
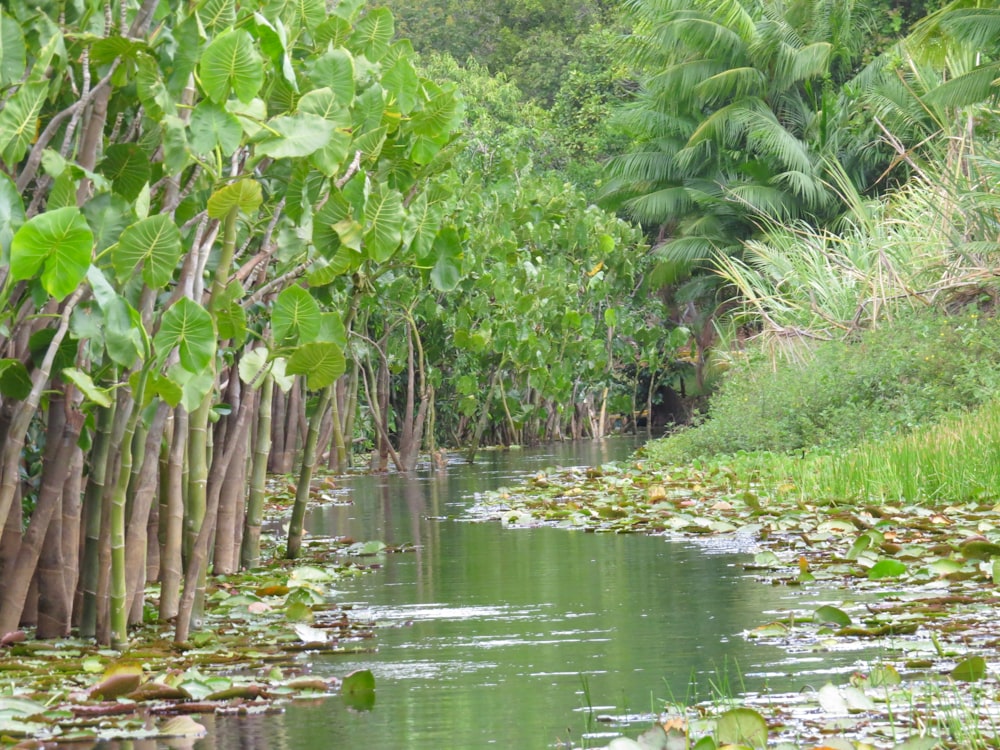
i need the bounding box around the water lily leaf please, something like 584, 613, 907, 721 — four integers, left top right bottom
868, 559, 906, 580
950, 655, 987, 682
752, 551, 782, 567
927, 558, 963, 577
293, 623, 331, 643
90, 666, 143, 700
127, 682, 192, 702
160, 715, 207, 738
960, 540, 1000, 560
289, 565, 335, 583
818, 684, 848, 715
716, 707, 767, 749
814, 605, 852, 627
692, 737, 717, 750
867, 664, 902, 687
341, 668, 375, 711
891, 738, 941, 750
748, 621, 788, 638
842, 686, 875, 711
846, 533, 872, 560
0, 696, 47, 718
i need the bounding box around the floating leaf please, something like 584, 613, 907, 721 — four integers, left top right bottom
867, 559, 906, 580
716, 707, 767, 749
818, 684, 848, 715
814, 605, 852, 627
159, 715, 207, 738
341, 668, 375, 711
90, 665, 143, 700
950, 655, 987, 682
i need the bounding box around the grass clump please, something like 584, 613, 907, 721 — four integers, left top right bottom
648, 308, 1000, 465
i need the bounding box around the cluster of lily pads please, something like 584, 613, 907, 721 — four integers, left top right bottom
471, 459, 1000, 749
0, 529, 391, 743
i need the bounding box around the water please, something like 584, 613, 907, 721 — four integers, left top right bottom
188, 439, 872, 749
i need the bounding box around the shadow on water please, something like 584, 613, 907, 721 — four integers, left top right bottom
114, 439, 878, 749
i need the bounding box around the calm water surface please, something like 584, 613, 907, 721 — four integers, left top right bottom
186, 439, 870, 749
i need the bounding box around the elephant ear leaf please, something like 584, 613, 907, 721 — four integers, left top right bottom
286, 342, 346, 389
153, 297, 215, 373
112, 215, 183, 288
10, 207, 92, 300
199, 29, 264, 104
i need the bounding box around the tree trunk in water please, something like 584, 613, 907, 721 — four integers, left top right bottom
213, 391, 252, 575
123, 402, 170, 626
241, 375, 273, 570
466, 370, 500, 464
175, 393, 254, 642
159, 408, 187, 621
36, 391, 69, 639
269, 386, 287, 473
286, 386, 331, 559
60, 446, 83, 626
0, 403, 83, 637
76, 405, 114, 636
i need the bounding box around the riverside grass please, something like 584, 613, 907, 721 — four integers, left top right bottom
730, 397, 1000, 507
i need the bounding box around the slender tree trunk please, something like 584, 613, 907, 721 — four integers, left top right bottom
213, 394, 251, 575
60, 444, 84, 625
123, 402, 169, 626
159, 408, 187, 621
343, 360, 360, 468
327, 381, 348, 474
36, 395, 68, 639
0, 401, 84, 636
77, 404, 114, 637
241, 375, 273, 569
270, 386, 287, 473
286, 386, 331, 559
467, 369, 500, 464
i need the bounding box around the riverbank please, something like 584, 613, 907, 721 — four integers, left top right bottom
472, 455, 1000, 749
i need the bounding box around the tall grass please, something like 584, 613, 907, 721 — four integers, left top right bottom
777, 399, 1000, 505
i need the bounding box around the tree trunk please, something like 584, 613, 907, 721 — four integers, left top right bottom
159, 408, 187, 621
286, 386, 331, 559
77, 404, 115, 637
467, 369, 500, 464
241, 374, 273, 570
0, 402, 84, 636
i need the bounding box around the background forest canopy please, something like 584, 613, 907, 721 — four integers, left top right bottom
0, 0, 996, 648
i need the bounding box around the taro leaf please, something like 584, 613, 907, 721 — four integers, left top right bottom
950, 655, 987, 682
0, 12, 26, 87
189, 100, 243, 156
62, 367, 112, 407
98, 143, 150, 201
238, 347, 269, 388
0, 359, 31, 400
255, 113, 335, 159
199, 29, 263, 104
286, 342, 346, 389
0, 82, 47, 165
207, 178, 262, 219
341, 668, 375, 711
153, 297, 215, 373
272, 285, 320, 344
112, 214, 183, 288
868, 559, 906, 580
430, 226, 463, 292
159, 715, 207, 738
814, 605, 852, 627
716, 707, 767, 749
348, 7, 393, 61
0, 171, 25, 257
10, 206, 93, 300
363, 183, 404, 262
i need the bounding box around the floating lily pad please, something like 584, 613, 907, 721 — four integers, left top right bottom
814, 605, 852, 627
341, 668, 375, 711
716, 707, 767, 749
867, 559, 907, 580
950, 655, 987, 682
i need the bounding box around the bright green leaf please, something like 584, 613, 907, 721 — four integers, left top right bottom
273, 286, 321, 344
10, 207, 92, 300
199, 29, 264, 104
154, 297, 216, 373
207, 179, 262, 219
113, 215, 183, 288
286, 342, 346, 389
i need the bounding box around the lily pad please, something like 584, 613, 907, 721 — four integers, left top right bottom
867, 559, 907, 580
950, 655, 987, 682
716, 707, 767, 749
814, 605, 852, 627
341, 668, 375, 711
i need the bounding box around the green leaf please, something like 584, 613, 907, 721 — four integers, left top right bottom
349, 8, 393, 62
317, 312, 346, 347
199, 29, 264, 104
340, 668, 375, 711
814, 605, 852, 627
950, 655, 987, 683
113, 215, 183, 289
0, 172, 25, 260
255, 113, 335, 159
716, 707, 767, 749
0, 82, 46, 165
286, 342, 346, 389
237, 346, 269, 388
382, 55, 419, 113
430, 226, 462, 292
363, 183, 404, 262
196, 0, 236, 32
62, 367, 112, 407
10, 207, 92, 300
207, 179, 262, 219
167, 362, 215, 412
273, 286, 321, 344
189, 101, 243, 156
98, 144, 151, 201
305, 48, 355, 106
0, 359, 31, 399
0, 12, 26, 87
410, 81, 461, 137
154, 297, 216, 373
87, 266, 146, 367
867, 559, 907, 580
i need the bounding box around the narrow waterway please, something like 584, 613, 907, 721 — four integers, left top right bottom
194, 439, 873, 749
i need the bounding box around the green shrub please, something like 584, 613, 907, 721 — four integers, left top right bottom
647, 308, 1000, 463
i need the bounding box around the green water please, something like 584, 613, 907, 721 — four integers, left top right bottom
190, 440, 871, 749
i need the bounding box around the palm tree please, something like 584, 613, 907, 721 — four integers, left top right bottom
602, 0, 888, 285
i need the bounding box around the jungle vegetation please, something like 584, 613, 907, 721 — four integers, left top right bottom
0, 0, 996, 649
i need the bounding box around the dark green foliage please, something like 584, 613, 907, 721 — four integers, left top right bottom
653, 309, 1000, 460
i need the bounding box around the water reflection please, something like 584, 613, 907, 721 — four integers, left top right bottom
101, 440, 873, 749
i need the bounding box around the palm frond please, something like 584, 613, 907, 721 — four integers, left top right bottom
623, 185, 697, 223
923, 62, 1000, 108
694, 66, 768, 105
647, 59, 730, 104
726, 183, 798, 221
